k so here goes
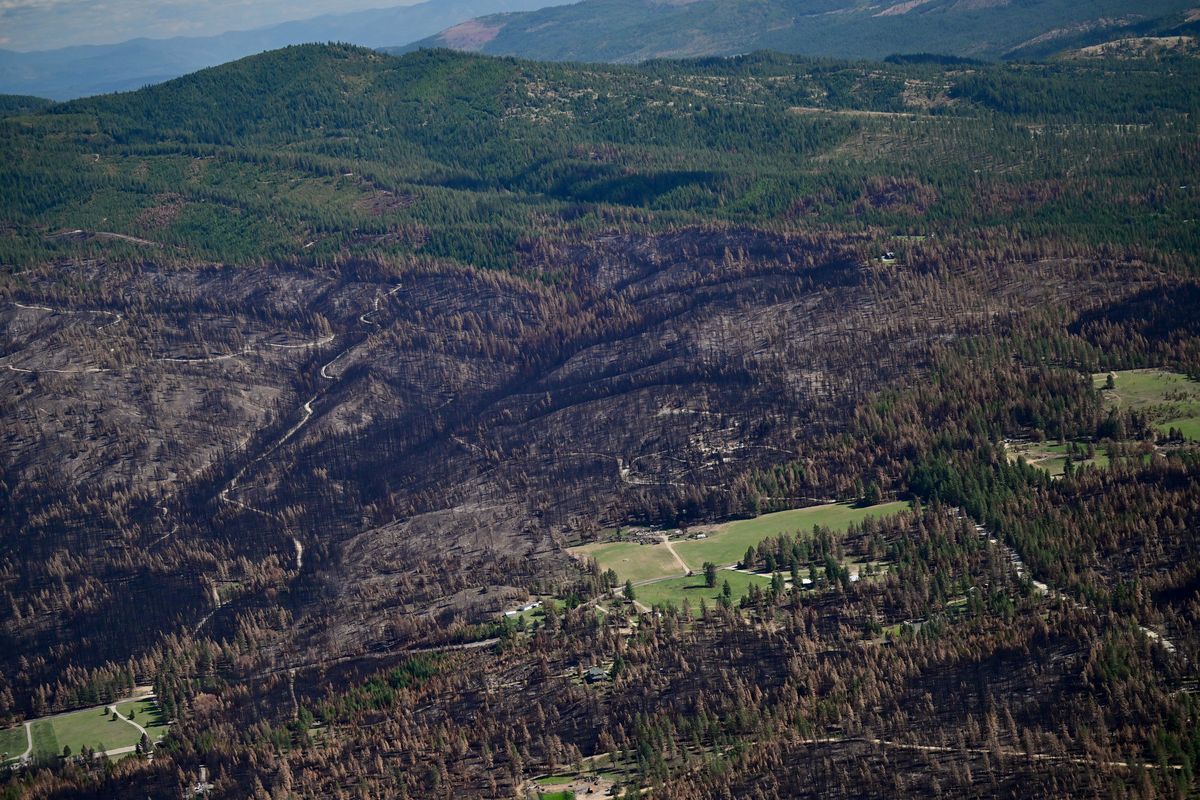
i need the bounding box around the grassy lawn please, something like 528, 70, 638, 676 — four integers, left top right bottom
0, 725, 26, 762
1095, 369, 1200, 440
30, 706, 143, 760
538, 792, 575, 800
674, 501, 909, 568
29, 720, 58, 762
571, 539, 685, 583
1167, 417, 1200, 440
115, 698, 168, 742
536, 775, 576, 785
634, 569, 771, 616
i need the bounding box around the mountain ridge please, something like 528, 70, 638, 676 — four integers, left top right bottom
397, 0, 1200, 63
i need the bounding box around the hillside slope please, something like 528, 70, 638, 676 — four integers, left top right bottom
402, 0, 1200, 62
0, 45, 1198, 798
2, 39, 1195, 668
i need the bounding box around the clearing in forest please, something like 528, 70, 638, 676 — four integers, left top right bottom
572, 501, 909, 585
674, 501, 910, 568
634, 569, 772, 616
2, 697, 165, 763
30, 707, 141, 759
1094, 369, 1200, 440
571, 539, 688, 584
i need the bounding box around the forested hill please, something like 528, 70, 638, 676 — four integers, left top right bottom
401, 0, 1200, 63
5, 44, 1199, 271
0, 94, 51, 118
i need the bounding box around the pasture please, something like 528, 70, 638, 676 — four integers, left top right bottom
634, 569, 772, 616
571, 539, 685, 583
0, 725, 26, 763
674, 501, 910, 569
30, 706, 142, 759
115, 697, 169, 743
1095, 369, 1200, 440
572, 502, 910, 588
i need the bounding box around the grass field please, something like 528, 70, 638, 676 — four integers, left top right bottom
1095, 369, 1200, 440
1171, 418, 1200, 440
115, 698, 169, 743
0, 725, 26, 762
573, 502, 909, 587
28, 705, 144, 760
634, 569, 772, 616
673, 501, 910, 569
572, 539, 685, 583
29, 719, 58, 761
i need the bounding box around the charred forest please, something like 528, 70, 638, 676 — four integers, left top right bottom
0, 44, 1198, 798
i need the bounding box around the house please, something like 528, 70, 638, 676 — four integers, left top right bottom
584, 666, 609, 684
504, 600, 541, 617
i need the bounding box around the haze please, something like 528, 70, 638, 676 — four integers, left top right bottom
0, 0, 420, 51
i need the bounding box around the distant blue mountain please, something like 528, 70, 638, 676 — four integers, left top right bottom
401, 0, 1198, 64
0, 0, 574, 100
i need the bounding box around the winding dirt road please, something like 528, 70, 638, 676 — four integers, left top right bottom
4, 301, 329, 373
962, 510, 1180, 656
204, 284, 404, 631
109, 705, 149, 742
801, 734, 1185, 772
359, 284, 403, 326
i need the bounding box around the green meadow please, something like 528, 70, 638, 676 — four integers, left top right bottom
574, 501, 909, 586
633, 569, 773, 616
1095, 369, 1200, 440
674, 502, 910, 569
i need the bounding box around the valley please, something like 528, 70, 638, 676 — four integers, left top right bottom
0, 43, 1196, 799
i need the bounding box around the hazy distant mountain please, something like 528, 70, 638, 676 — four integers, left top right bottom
0, 0, 573, 100
402, 0, 1199, 63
